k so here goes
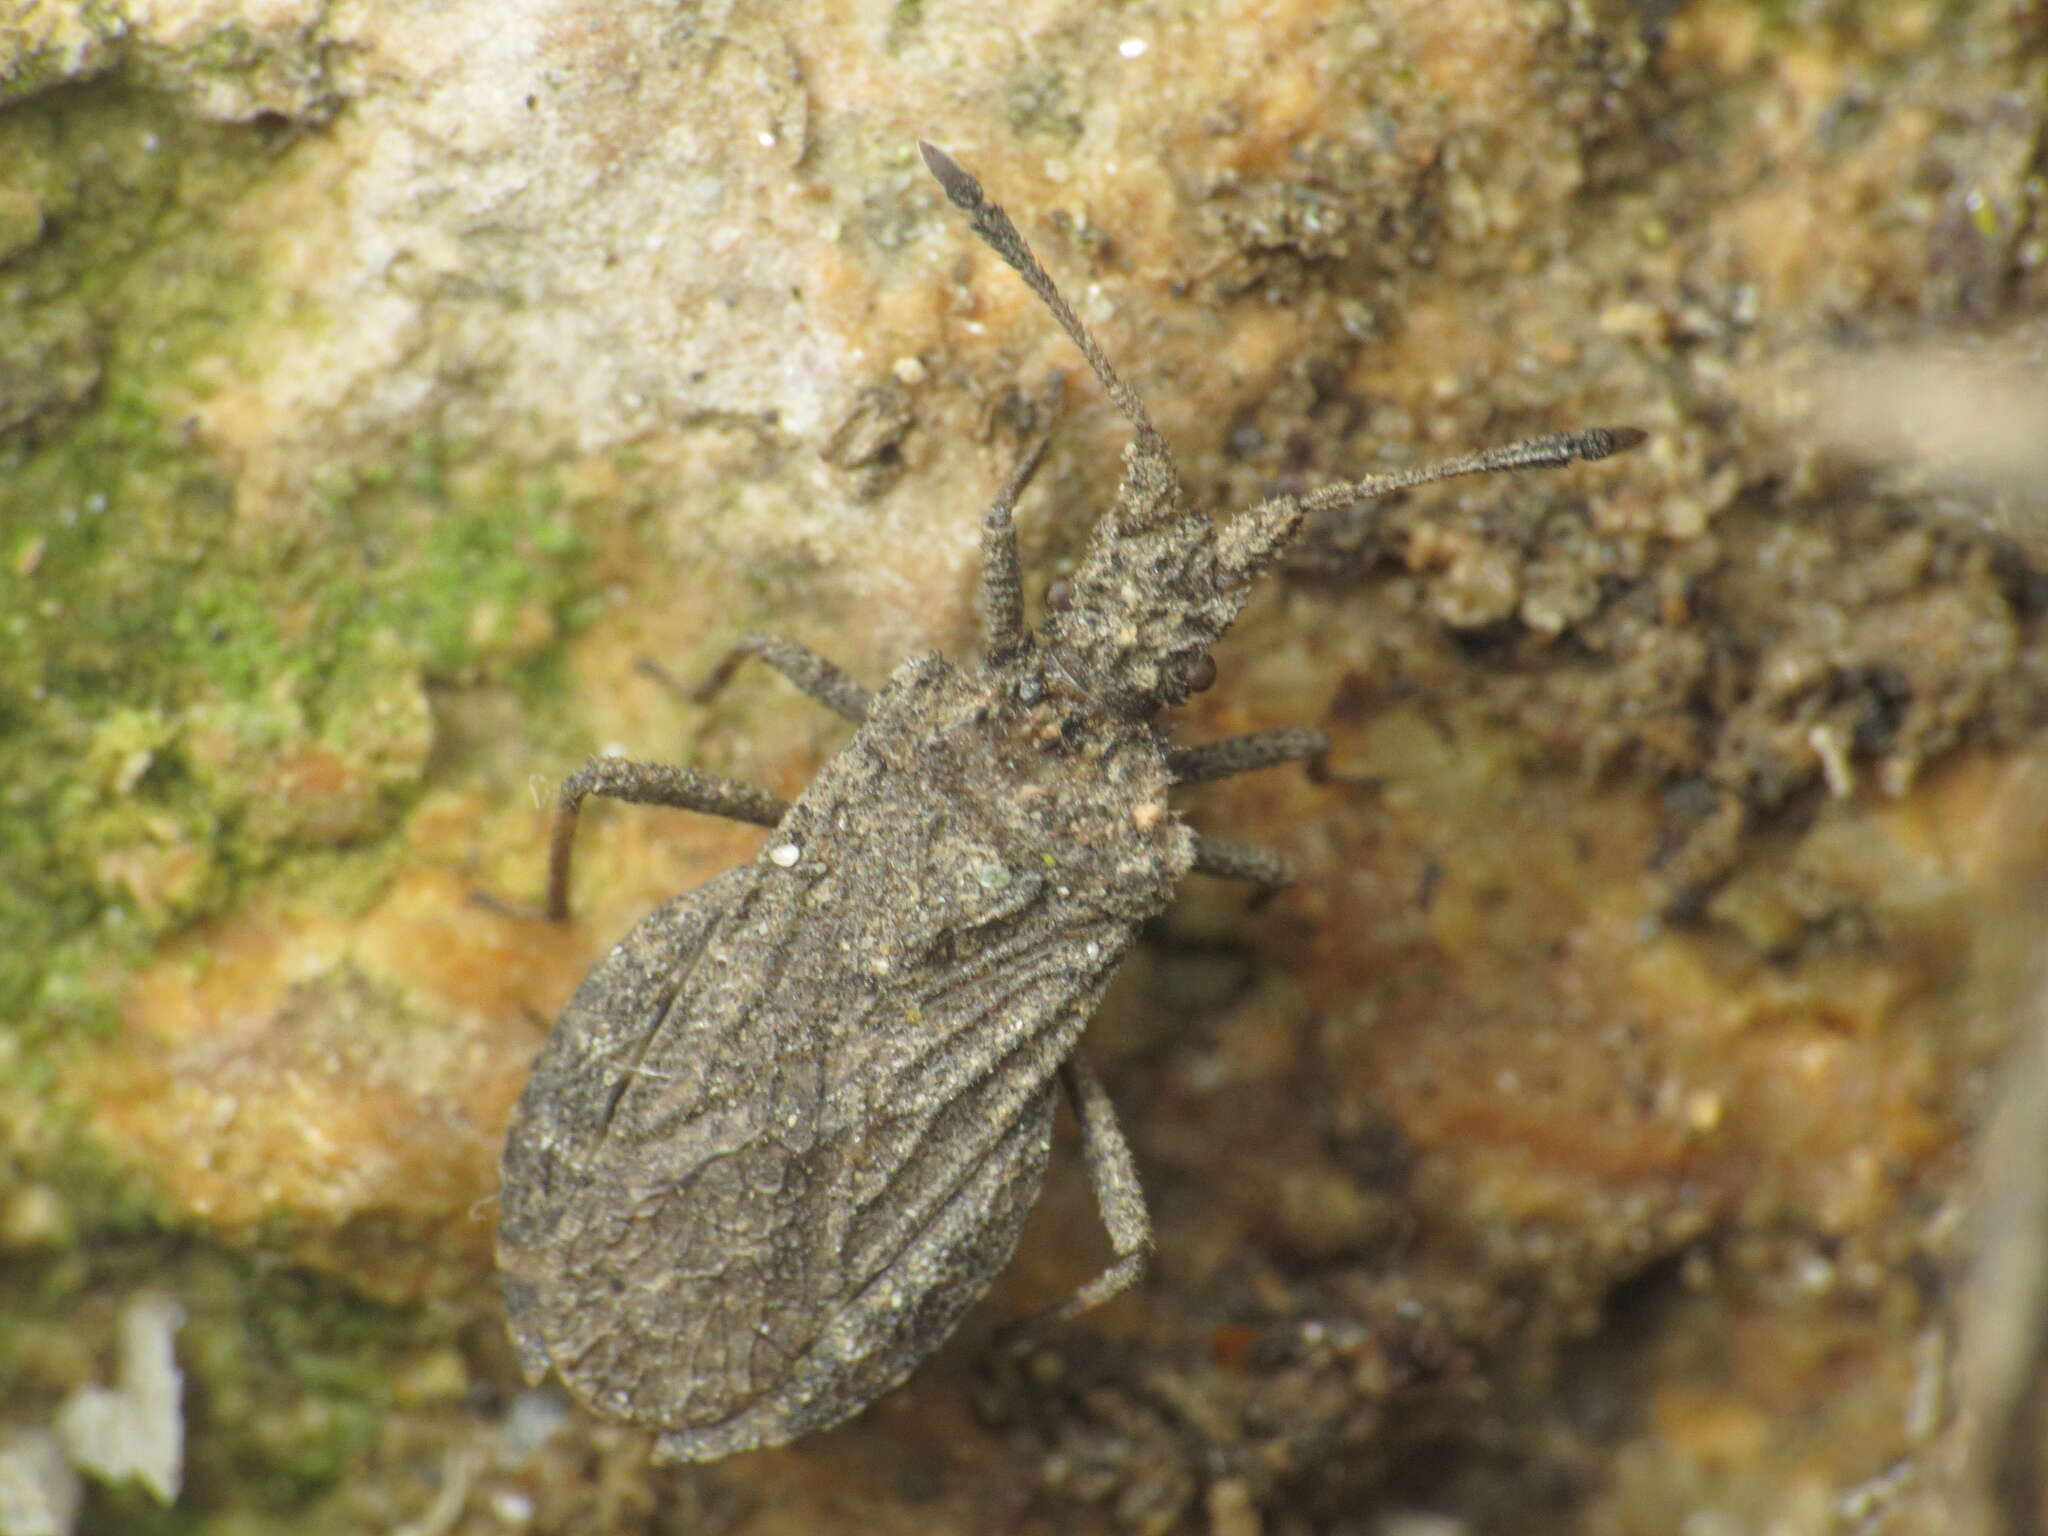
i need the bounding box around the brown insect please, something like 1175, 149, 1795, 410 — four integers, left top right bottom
494, 140, 1643, 1461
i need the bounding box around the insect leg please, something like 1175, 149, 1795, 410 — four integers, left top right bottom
1020, 1054, 1152, 1331
1170, 725, 1383, 794
979, 394, 1059, 656
1169, 725, 1329, 785
547, 758, 788, 922
978, 436, 1051, 656
688, 632, 872, 722
1216, 426, 1648, 583
1190, 835, 1295, 901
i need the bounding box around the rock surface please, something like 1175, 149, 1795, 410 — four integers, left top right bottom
3, 1, 2045, 1533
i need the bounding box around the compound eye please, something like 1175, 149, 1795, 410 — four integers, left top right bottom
1184, 653, 1217, 693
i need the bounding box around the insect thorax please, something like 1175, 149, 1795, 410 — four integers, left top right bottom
848, 652, 1192, 925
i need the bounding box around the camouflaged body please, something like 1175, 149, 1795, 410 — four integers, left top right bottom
496, 651, 1188, 1459
493, 139, 1638, 1464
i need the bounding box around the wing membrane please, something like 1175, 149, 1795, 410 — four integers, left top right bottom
498, 734, 1132, 1445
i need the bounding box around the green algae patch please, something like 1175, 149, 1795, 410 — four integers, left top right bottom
0, 1236, 469, 1535
1, 7, 343, 120
3, 83, 271, 1036
0, 85, 594, 1107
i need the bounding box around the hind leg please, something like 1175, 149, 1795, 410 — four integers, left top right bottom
1001, 1054, 1152, 1343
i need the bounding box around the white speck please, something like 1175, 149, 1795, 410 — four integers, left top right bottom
621, 391, 645, 410
1796, 1251, 1836, 1294
892, 355, 928, 386
1084, 941, 1101, 960
490, 1489, 536, 1524
600, 742, 629, 758
141, 132, 161, 152
644, 233, 665, 251
757, 130, 777, 148
55, 1294, 185, 1503
768, 842, 801, 868
1808, 722, 1855, 797
1118, 36, 1148, 58
112, 748, 154, 795
1905, 1325, 1946, 1442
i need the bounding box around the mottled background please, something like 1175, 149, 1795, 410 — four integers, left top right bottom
3, 1, 2047, 1533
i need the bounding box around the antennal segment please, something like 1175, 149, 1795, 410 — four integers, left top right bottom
1297, 426, 1647, 517
1218, 426, 1647, 580
919, 140, 1170, 468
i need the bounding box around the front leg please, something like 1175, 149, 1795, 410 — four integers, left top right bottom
1169, 725, 1331, 786
690, 632, 872, 723
1169, 725, 1384, 791
978, 377, 1062, 658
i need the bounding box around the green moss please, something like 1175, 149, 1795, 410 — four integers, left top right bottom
1740, 0, 1979, 39
1003, 63, 1085, 146
28, 1130, 173, 1252
0, 9, 123, 109
186, 1261, 445, 1519
0, 81, 593, 1103
0, 1239, 466, 1532
190, 20, 264, 74
0, 73, 602, 1536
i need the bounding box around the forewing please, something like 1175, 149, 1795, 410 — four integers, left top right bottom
496, 865, 756, 1381
503, 654, 1176, 1455
515, 762, 1134, 1448
537, 866, 1130, 1444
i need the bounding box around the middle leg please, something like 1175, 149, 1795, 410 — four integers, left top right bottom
1176, 725, 1382, 899
547, 757, 789, 922
1190, 835, 1295, 896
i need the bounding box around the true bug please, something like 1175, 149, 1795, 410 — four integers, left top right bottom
494, 140, 1643, 1462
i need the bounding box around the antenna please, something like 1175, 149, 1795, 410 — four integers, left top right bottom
1220, 428, 1647, 580
1297, 427, 1647, 516
919, 141, 1170, 469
